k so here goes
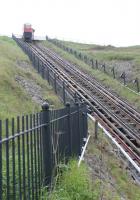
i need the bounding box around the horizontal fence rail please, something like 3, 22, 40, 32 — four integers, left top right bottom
0, 103, 88, 200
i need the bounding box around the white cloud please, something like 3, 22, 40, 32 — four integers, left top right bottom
1, 0, 140, 46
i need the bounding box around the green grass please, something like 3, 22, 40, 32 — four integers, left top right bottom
0, 36, 63, 199
0, 36, 62, 121
42, 160, 99, 200
60, 40, 140, 82
41, 40, 140, 110
87, 119, 140, 200
59, 40, 140, 63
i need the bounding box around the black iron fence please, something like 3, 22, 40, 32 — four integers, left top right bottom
49, 38, 140, 93
12, 35, 78, 105
0, 103, 87, 199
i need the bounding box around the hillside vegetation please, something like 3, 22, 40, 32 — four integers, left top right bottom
60, 40, 140, 65
1, 37, 140, 199
1, 37, 96, 200
41, 40, 140, 110
0, 36, 62, 120
57, 40, 140, 83
86, 119, 140, 200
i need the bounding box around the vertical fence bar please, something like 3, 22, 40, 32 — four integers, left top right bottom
94, 120, 98, 140
17, 116, 22, 200
0, 121, 2, 200
26, 115, 31, 199
54, 73, 57, 93
41, 103, 52, 186
42, 65, 45, 79
22, 116, 26, 199
5, 119, 10, 200
95, 60, 98, 69
36, 113, 41, 195
33, 114, 38, 199
39, 113, 43, 186
76, 103, 80, 156
82, 104, 88, 139
12, 118, 16, 199
63, 81, 66, 104
30, 114, 34, 199
47, 69, 50, 84
112, 67, 115, 79
103, 63, 106, 73
66, 103, 72, 157
91, 59, 94, 68
74, 92, 78, 103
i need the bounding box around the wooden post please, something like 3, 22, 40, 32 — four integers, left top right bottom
94, 120, 98, 140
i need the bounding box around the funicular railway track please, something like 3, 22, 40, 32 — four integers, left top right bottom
15, 37, 140, 175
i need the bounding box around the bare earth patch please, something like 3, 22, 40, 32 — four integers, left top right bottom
15, 75, 45, 105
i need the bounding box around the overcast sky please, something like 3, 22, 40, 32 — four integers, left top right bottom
1, 0, 140, 46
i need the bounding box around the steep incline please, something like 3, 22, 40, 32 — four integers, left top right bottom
0, 37, 62, 120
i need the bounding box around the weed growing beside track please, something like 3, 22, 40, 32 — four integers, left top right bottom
41, 160, 99, 200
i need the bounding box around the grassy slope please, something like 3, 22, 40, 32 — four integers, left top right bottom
40, 40, 140, 199
0, 36, 62, 120
41, 40, 140, 110
87, 120, 140, 200
0, 37, 101, 200
42, 160, 99, 200
60, 40, 140, 81
61, 40, 140, 66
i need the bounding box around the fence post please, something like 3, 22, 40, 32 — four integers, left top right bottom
83, 103, 88, 139
75, 102, 81, 156
95, 60, 98, 69
41, 64, 45, 79
79, 53, 81, 59
63, 81, 66, 104
136, 79, 140, 93
66, 103, 72, 157
94, 120, 98, 140
91, 59, 94, 68
47, 69, 50, 84
74, 92, 78, 103
103, 63, 106, 73
84, 55, 87, 63
134, 78, 140, 93
54, 73, 57, 93
41, 103, 52, 186
120, 72, 126, 85
112, 67, 115, 79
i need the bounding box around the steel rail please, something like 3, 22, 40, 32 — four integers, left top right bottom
35, 43, 140, 120
28, 43, 140, 160
36, 44, 140, 122
15, 38, 140, 168
32, 44, 140, 140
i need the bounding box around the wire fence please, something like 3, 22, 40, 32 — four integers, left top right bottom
0, 103, 88, 199
49, 38, 140, 93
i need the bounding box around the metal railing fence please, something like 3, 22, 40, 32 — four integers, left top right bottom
12, 34, 78, 105
0, 103, 87, 200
